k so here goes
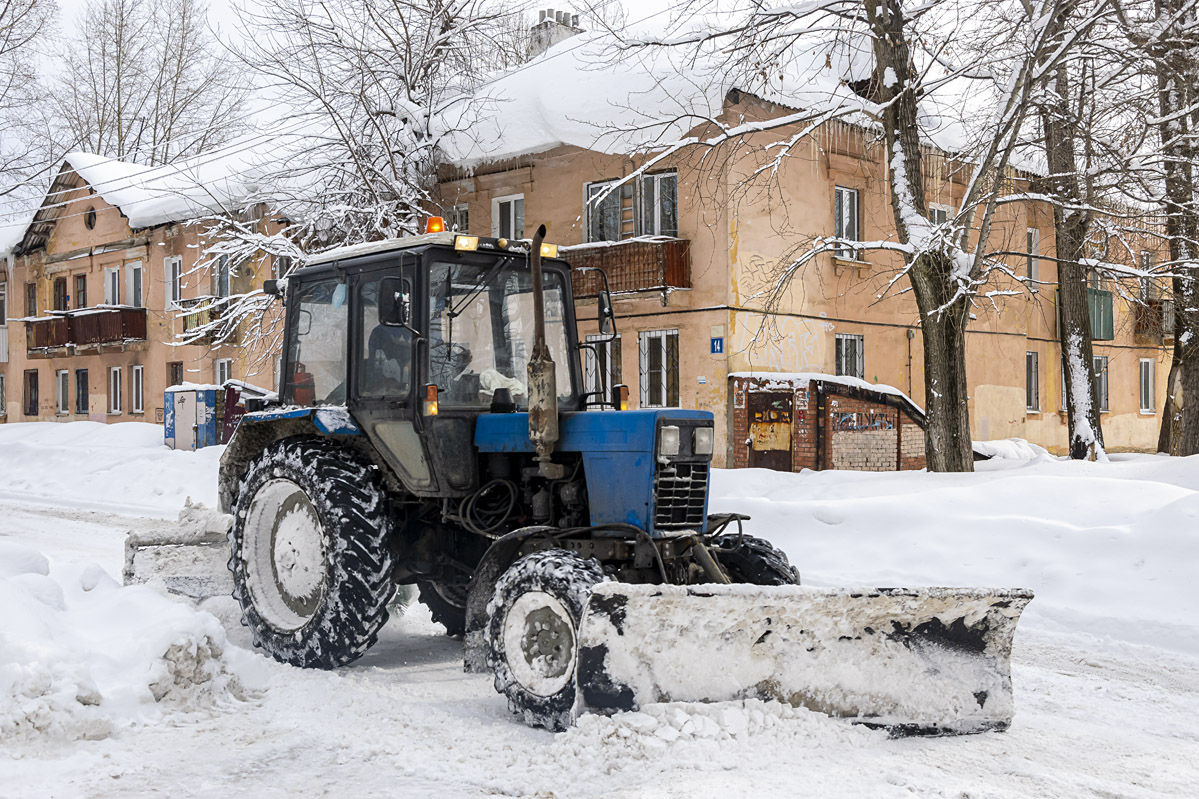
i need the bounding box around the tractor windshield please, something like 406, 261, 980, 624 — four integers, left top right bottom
428, 259, 576, 409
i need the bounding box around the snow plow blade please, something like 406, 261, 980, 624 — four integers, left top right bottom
576, 583, 1033, 735
123, 501, 234, 602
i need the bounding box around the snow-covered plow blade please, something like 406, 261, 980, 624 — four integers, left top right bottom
123, 502, 234, 602
576, 583, 1033, 735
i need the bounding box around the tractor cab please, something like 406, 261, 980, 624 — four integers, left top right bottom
272, 231, 606, 498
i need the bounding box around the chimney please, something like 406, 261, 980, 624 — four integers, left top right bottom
528, 7, 584, 59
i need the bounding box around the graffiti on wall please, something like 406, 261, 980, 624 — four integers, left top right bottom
730, 311, 834, 373
833, 411, 895, 432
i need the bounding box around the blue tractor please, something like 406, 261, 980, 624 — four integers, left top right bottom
210, 224, 1031, 734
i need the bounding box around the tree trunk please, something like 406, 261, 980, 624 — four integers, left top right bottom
1153, 0, 1199, 455
1157, 278, 1182, 453
866, 0, 974, 471
1039, 43, 1104, 459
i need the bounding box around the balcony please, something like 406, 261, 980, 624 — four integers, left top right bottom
25, 307, 147, 355
179, 296, 230, 344
1134, 298, 1175, 343
563, 237, 691, 297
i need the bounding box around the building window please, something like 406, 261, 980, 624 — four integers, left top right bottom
833, 186, 860, 260
85, 206, 96, 229
23, 369, 38, 416
165, 256, 183, 308
1140, 358, 1155, 413
1027, 228, 1040, 283
216, 358, 232, 386
1093, 355, 1109, 413
75, 369, 89, 414
928, 204, 950, 225
638, 329, 679, 408
639, 172, 678, 237
25, 282, 36, 316
0, 373, 5, 415
492, 194, 525, 239
56, 370, 69, 414
1026, 351, 1039, 412
74, 274, 87, 308
131, 365, 144, 413
53, 277, 68, 311
214, 255, 231, 298
1140, 251, 1159, 300
0, 284, 7, 322
273, 255, 293, 280
835, 333, 865, 379
109, 366, 122, 414
168, 361, 184, 388
126, 261, 143, 308
104, 267, 121, 305
448, 203, 469, 233
584, 334, 622, 403
586, 180, 623, 242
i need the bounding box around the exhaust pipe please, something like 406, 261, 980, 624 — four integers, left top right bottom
527, 225, 564, 479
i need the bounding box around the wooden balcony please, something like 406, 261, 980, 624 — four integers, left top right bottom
179, 296, 231, 344
25, 307, 147, 354
564, 237, 691, 297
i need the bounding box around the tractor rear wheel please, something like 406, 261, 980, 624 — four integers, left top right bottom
710, 533, 800, 585
230, 437, 395, 668
485, 550, 608, 731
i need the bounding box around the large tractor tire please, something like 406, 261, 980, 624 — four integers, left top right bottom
229, 437, 396, 668
417, 580, 468, 637
485, 550, 608, 731
710, 533, 800, 585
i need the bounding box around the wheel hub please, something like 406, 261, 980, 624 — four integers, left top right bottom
502, 591, 577, 697
243, 479, 328, 632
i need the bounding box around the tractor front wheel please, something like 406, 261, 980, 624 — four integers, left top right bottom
710, 533, 800, 585
230, 437, 396, 668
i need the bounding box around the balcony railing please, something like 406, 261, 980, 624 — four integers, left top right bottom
563, 236, 691, 297
1134, 298, 1175, 342
25, 307, 147, 353
179, 296, 230, 343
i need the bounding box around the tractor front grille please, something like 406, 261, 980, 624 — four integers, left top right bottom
653, 462, 709, 530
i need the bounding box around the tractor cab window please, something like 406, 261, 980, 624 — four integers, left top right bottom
286, 279, 348, 406
428, 259, 575, 408
358, 278, 413, 399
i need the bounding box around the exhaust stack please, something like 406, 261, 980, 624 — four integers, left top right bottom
527, 224, 564, 478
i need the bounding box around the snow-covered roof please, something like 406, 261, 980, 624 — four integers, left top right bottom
439, 29, 979, 169
305, 232, 460, 266
729, 371, 925, 417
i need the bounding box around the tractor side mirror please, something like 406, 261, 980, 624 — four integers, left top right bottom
598, 290, 615, 336
263, 279, 280, 297
379, 276, 411, 326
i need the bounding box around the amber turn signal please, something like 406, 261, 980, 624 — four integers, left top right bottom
423, 383, 439, 415
615, 383, 629, 411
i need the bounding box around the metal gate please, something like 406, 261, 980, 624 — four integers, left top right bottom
748, 391, 793, 471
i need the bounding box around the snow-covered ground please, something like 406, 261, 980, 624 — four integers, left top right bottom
1, 422, 1196, 798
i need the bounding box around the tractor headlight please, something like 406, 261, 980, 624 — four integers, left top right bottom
694, 427, 714, 456
658, 425, 681, 459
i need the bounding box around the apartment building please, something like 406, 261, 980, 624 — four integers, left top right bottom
0, 153, 281, 424
436, 36, 1171, 466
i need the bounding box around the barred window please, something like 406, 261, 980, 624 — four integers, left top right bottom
639, 329, 679, 408
835, 333, 864, 379
584, 334, 622, 404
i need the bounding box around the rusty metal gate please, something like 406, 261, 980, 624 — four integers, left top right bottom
748, 391, 793, 471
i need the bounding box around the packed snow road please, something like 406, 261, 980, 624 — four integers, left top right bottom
2, 423, 1197, 797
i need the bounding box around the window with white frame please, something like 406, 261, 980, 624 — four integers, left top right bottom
125, 261, 143, 308
835, 333, 864, 379
586, 180, 623, 242
164, 256, 182, 308
584, 334, 622, 403
638, 329, 679, 408
214, 255, 231, 298
108, 366, 122, 414
75, 369, 88, 414
1140, 251, 1159, 300
1093, 355, 1109, 412
216, 358, 232, 386
1140, 358, 1155, 413
1027, 228, 1040, 282
928, 204, 950, 225
639, 172, 678, 237
1026, 351, 1039, 411
492, 194, 524, 239
131, 365, 144, 413
833, 186, 860, 260
0, 284, 7, 323
104, 267, 121, 305
448, 203, 469, 233
56, 370, 69, 414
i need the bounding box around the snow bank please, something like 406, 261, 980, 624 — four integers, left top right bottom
0, 542, 258, 744
973, 437, 1050, 460
0, 422, 220, 516
712, 455, 1199, 655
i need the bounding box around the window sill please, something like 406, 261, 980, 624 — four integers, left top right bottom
1026, 410, 1040, 415
131, 411, 145, 416
108, 412, 122, 417
1139, 410, 1156, 416
833, 257, 870, 276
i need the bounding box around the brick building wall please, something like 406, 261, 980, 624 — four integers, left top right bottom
730, 375, 927, 472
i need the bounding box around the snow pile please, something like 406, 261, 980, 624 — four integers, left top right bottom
713, 455, 1199, 655
973, 437, 1050, 460
0, 421, 221, 516
0, 541, 254, 744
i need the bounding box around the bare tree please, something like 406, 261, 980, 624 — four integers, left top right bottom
0, 0, 56, 200
54, 0, 249, 164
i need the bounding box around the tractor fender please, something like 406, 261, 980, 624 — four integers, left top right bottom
463, 525, 557, 673
218, 407, 363, 514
